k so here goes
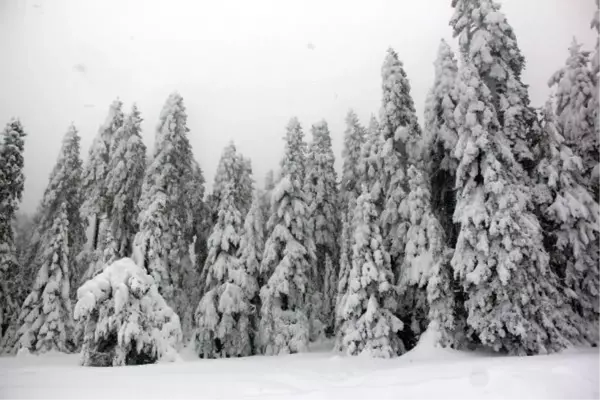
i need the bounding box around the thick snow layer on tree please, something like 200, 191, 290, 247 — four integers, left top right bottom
0, 326, 597, 399
74, 258, 182, 366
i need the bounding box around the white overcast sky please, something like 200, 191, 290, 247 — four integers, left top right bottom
0, 0, 596, 213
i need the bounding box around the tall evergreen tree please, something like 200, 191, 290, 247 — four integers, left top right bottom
104, 104, 146, 258
450, 0, 537, 173
259, 117, 315, 355
238, 191, 265, 350
195, 182, 253, 358
207, 142, 254, 226
340, 110, 366, 211
337, 115, 384, 331
133, 92, 197, 340
379, 48, 422, 279
200, 143, 253, 293
451, 63, 573, 355
0, 119, 26, 340
336, 188, 404, 358
82, 99, 124, 251
548, 38, 599, 193
535, 100, 599, 345
423, 39, 460, 248
25, 125, 85, 299
394, 166, 446, 348
304, 120, 340, 337
8, 203, 73, 354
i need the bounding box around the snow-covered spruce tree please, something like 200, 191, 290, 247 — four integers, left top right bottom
304, 120, 340, 337
534, 100, 599, 345
336, 187, 404, 358
0, 119, 26, 342
452, 63, 573, 355
396, 166, 447, 349
207, 142, 254, 226
74, 258, 182, 366
379, 48, 422, 279
340, 110, 366, 212
20, 125, 85, 301
259, 117, 315, 355
104, 103, 147, 258
548, 38, 599, 193
592, 0, 600, 198
195, 182, 254, 358
9, 203, 73, 354
82, 99, 124, 251
450, 0, 538, 174
423, 39, 460, 247
200, 143, 253, 297
187, 160, 207, 317
133, 92, 197, 340
238, 192, 265, 350
336, 115, 385, 333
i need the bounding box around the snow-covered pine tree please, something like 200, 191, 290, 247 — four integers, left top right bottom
535, 100, 599, 345
336, 187, 404, 358
336, 115, 385, 334
0, 119, 26, 342
592, 0, 600, 197
450, 0, 537, 174
423, 39, 460, 247
207, 142, 254, 227
21, 125, 85, 300
133, 92, 197, 340
187, 160, 207, 319
396, 166, 446, 349
304, 120, 339, 337
10, 203, 73, 354
200, 143, 253, 295
195, 182, 253, 358
259, 117, 315, 355
75, 258, 182, 366
548, 38, 599, 194
82, 99, 124, 251
238, 191, 265, 350
452, 63, 573, 355
104, 103, 147, 258
378, 48, 422, 279
340, 110, 366, 212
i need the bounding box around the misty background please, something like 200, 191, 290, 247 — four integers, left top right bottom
0, 0, 596, 213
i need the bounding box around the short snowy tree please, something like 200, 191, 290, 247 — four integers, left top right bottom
74, 257, 182, 366
378, 48, 422, 277
304, 120, 339, 337
0, 119, 26, 343
82, 99, 124, 250
423, 39, 460, 247
548, 38, 599, 192
450, 0, 538, 173
8, 203, 73, 354
195, 182, 254, 358
133, 92, 198, 339
336, 188, 404, 358
452, 63, 573, 355
259, 117, 315, 355
104, 103, 147, 258
535, 100, 599, 345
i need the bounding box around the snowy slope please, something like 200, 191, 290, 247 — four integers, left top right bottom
0, 333, 597, 399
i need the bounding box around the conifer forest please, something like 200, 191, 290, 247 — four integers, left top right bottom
0, 0, 599, 397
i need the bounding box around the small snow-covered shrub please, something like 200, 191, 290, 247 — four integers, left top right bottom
74, 257, 182, 367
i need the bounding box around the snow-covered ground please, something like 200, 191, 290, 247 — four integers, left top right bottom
0, 331, 598, 399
